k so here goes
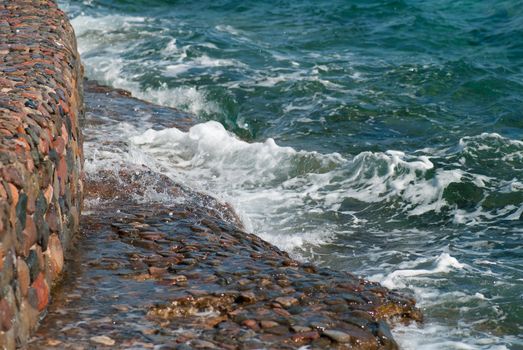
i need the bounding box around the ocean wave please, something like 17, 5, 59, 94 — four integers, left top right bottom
126, 122, 523, 251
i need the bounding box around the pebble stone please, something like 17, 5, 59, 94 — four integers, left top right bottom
90, 335, 116, 346
323, 330, 353, 343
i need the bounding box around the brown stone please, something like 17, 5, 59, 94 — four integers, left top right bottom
34, 245, 45, 277
169, 275, 188, 283
0, 298, 13, 331
148, 266, 167, 277
191, 339, 217, 349
242, 319, 259, 331
51, 136, 65, 155
0, 244, 5, 272
291, 325, 312, 333
90, 335, 116, 346
0, 182, 6, 199
139, 232, 167, 241
45, 206, 60, 232
17, 258, 30, 297
264, 325, 288, 336
43, 184, 53, 204
237, 291, 256, 304
46, 234, 63, 277
260, 320, 279, 329
22, 214, 37, 256
236, 278, 251, 286
18, 299, 38, 345
291, 331, 320, 343
26, 191, 36, 214
2, 167, 23, 187
323, 329, 353, 343
30, 272, 49, 311
274, 296, 298, 308
0, 249, 14, 286
204, 314, 228, 328
273, 307, 291, 318
7, 183, 18, 206
46, 339, 62, 346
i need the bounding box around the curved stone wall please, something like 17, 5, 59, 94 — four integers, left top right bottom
0, 1, 83, 348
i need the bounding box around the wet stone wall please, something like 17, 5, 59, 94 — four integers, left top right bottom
0, 1, 83, 348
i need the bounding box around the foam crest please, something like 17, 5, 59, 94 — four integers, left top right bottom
165, 55, 245, 76
226, 67, 346, 91
377, 253, 466, 289
215, 24, 242, 36
312, 150, 467, 218
130, 121, 461, 218
457, 133, 523, 171
141, 84, 218, 116
130, 121, 338, 185
71, 14, 146, 36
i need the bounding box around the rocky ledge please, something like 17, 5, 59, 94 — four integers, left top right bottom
26, 81, 422, 350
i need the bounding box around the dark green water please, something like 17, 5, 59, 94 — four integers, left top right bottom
60, 1, 522, 348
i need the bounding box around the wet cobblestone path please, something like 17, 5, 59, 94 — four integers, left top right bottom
28, 82, 421, 350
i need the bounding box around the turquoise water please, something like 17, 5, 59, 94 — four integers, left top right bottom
60, 1, 522, 348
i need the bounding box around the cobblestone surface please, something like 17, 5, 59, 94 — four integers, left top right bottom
0, 1, 83, 348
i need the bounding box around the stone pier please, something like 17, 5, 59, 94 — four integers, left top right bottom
0, 1, 83, 348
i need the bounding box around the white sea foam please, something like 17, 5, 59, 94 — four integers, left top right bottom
372, 252, 519, 350
71, 14, 146, 37
459, 132, 523, 148
394, 322, 513, 350
373, 252, 466, 290
82, 53, 217, 116
71, 14, 220, 117
165, 55, 244, 76
227, 67, 346, 91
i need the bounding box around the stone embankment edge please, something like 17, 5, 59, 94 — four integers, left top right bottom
0, 1, 84, 348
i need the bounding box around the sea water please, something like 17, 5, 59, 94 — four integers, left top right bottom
58, 1, 523, 348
